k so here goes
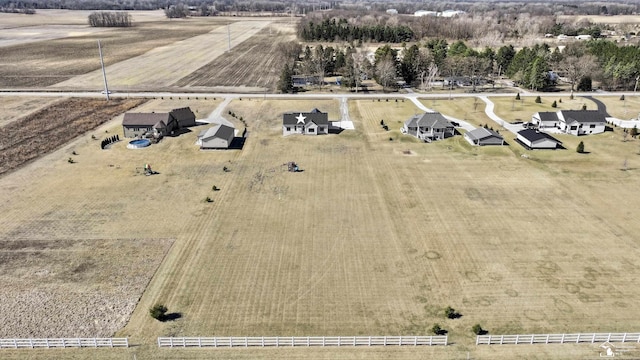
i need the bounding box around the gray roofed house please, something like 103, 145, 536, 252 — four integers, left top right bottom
516, 129, 562, 149
532, 110, 606, 135
464, 127, 504, 146
402, 112, 455, 141
170, 107, 197, 128
122, 112, 177, 138
283, 109, 329, 136
197, 123, 236, 149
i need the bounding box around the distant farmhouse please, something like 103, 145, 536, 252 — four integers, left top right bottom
532, 110, 606, 136
517, 129, 563, 150
282, 108, 329, 136
464, 127, 505, 146
402, 112, 455, 141
122, 107, 195, 138
197, 123, 236, 149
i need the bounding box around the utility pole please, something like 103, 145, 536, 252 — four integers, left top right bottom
98, 40, 110, 101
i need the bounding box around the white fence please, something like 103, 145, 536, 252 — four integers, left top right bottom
0, 338, 129, 349
476, 333, 640, 345
158, 336, 448, 348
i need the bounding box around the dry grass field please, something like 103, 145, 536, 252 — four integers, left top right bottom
175, 21, 297, 92
0, 96, 62, 127
52, 20, 273, 91
0, 15, 238, 88
0, 97, 145, 176
1, 96, 640, 359
0, 90, 638, 359
490, 95, 598, 123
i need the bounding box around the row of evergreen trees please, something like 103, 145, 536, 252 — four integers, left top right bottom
299, 18, 414, 43
101, 134, 120, 149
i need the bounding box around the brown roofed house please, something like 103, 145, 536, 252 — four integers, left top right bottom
122, 112, 177, 138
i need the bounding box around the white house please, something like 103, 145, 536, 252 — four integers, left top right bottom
402, 112, 455, 141
532, 110, 606, 135
197, 123, 236, 149
282, 108, 329, 136
464, 127, 504, 146
517, 129, 562, 149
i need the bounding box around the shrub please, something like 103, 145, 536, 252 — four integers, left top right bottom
582, 104, 587, 110
559, 99, 562, 103
472, 324, 485, 335
534, 96, 541, 103
577, 141, 585, 153
444, 306, 457, 319
205, 196, 214, 203
150, 304, 168, 321
515, 93, 520, 100
431, 324, 444, 335
67, 157, 75, 164
389, 137, 393, 141
620, 94, 625, 100
551, 100, 557, 108
212, 185, 219, 191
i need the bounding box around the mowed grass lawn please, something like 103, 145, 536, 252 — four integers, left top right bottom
2, 97, 640, 359
120, 98, 640, 346
594, 95, 640, 119
490, 95, 598, 123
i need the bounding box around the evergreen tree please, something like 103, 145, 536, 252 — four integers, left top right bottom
577, 141, 585, 153
277, 64, 293, 93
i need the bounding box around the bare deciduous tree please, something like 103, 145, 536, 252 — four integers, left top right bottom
376, 54, 397, 91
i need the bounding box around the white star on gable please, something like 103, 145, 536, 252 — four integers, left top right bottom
296, 113, 306, 124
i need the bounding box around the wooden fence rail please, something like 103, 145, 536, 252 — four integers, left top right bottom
476, 333, 640, 345
158, 336, 448, 348
0, 338, 129, 349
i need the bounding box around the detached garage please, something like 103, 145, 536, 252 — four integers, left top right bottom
516, 129, 562, 150
197, 124, 235, 149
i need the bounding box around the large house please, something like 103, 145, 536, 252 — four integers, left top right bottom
517, 129, 562, 150
122, 107, 197, 138
464, 127, 504, 146
402, 112, 455, 141
122, 113, 177, 138
197, 123, 236, 149
282, 108, 329, 136
532, 110, 606, 136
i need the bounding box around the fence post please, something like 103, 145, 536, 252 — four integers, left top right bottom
307, 336, 310, 347
261, 336, 264, 347
561, 333, 565, 343
322, 336, 325, 347
384, 336, 387, 346
622, 333, 627, 342
368, 336, 371, 346
45, 338, 50, 349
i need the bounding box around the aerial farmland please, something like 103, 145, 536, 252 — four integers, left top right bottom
1, 6, 640, 360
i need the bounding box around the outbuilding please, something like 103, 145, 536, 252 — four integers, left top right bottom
197, 124, 236, 149
516, 129, 562, 150
464, 127, 504, 146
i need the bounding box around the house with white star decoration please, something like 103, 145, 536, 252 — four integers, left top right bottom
282, 108, 329, 136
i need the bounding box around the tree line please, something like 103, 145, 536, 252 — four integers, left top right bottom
88, 11, 132, 27
279, 37, 640, 93
299, 18, 414, 43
